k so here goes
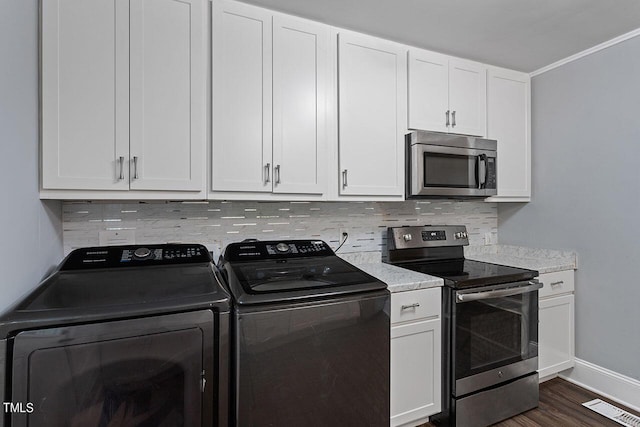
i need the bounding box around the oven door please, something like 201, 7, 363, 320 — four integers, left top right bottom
410, 143, 497, 197
452, 280, 541, 396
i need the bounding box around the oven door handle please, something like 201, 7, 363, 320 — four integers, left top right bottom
456, 280, 542, 303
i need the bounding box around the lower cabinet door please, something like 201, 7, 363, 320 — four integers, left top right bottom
391, 318, 441, 427
538, 294, 575, 378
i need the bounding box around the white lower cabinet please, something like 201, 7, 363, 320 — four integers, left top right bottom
537, 269, 575, 379
391, 287, 442, 427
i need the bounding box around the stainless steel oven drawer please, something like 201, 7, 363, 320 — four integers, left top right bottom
454, 373, 539, 427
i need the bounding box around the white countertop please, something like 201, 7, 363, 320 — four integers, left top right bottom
338, 252, 443, 293
465, 244, 577, 274
338, 244, 577, 292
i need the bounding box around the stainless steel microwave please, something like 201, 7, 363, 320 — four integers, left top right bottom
406, 131, 497, 198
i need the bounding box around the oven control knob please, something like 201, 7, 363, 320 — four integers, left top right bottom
275, 242, 290, 253
134, 247, 152, 258
403, 234, 413, 242
455, 232, 468, 239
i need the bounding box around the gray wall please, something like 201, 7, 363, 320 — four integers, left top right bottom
499, 36, 640, 380
0, 0, 63, 311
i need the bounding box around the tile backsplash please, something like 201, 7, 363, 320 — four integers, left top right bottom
62, 200, 498, 257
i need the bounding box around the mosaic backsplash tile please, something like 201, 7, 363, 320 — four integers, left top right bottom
62, 200, 498, 258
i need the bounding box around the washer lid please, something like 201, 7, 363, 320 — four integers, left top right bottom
222, 256, 387, 305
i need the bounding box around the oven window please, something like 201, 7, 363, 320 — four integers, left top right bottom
424, 153, 477, 188
454, 292, 538, 379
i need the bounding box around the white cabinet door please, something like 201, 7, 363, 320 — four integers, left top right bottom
338, 32, 406, 196
539, 294, 575, 378
212, 0, 272, 192
41, 0, 129, 190
486, 68, 531, 201
129, 0, 205, 191
391, 318, 442, 427
272, 16, 327, 195
449, 58, 487, 137
407, 50, 449, 132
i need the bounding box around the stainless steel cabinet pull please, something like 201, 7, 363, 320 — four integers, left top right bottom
342, 169, 348, 188
550, 281, 564, 286
132, 156, 139, 180
445, 110, 450, 127
452, 110, 456, 127
264, 163, 271, 184
401, 303, 420, 310
275, 164, 281, 184
117, 156, 124, 180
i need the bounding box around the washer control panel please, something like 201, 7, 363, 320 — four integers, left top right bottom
223, 240, 334, 261
62, 244, 211, 270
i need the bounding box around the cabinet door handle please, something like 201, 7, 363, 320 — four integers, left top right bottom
550, 281, 564, 287
401, 303, 420, 310
275, 164, 281, 184
445, 110, 450, 127
264, 163, 271, 184
342, 169, 348, 188
452, 110, 456, 127
132, 156, 139, 180
117, 156, 125, 181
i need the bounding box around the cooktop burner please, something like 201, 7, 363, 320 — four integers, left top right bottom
393, 258, 537, 289
385, 225, 537, 289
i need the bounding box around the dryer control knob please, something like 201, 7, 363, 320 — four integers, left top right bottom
134, 247, 152, 258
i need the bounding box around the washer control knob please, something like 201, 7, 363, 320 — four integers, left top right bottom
403, 234, 413, 242
134, 247, 152, 258
275, 242, 290, 253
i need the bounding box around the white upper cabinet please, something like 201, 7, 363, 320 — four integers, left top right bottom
337, 32, 406, 196
212, 1, 272, 193
449, 59, 487, 137
41, 0, 206, 195
129, 0, 205, 192
407, 50, 449, 133
408, 50, 487, 137
212, 0, 327, 196
272, 16, 327, 195
486, 67, 531, 201
41, 0, 130, 191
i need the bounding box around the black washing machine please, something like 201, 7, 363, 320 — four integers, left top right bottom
0, 244, 230, 427
219, 239, 390, 427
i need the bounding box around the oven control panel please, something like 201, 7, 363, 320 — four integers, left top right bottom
61, 244, 211, 270
388, 225, 469, 250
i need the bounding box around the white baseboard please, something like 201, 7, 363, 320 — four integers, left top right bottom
559, 358, 640, 412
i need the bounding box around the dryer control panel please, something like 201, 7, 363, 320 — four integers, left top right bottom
61, 244, 211, 270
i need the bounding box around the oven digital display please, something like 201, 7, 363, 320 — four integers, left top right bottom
421, 230, 446, 241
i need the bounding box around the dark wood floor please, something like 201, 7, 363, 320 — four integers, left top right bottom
421, 377, 640, 426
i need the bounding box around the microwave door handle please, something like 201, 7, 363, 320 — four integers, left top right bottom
456, 281, 543, 303
478, 154, 487, 189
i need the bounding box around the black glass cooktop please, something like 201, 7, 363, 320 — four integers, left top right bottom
396, 259, 538, 289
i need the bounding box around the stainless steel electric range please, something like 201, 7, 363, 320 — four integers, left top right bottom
386, 225, 542, 427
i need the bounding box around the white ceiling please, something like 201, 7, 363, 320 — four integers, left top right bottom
237, 0, 640, 72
